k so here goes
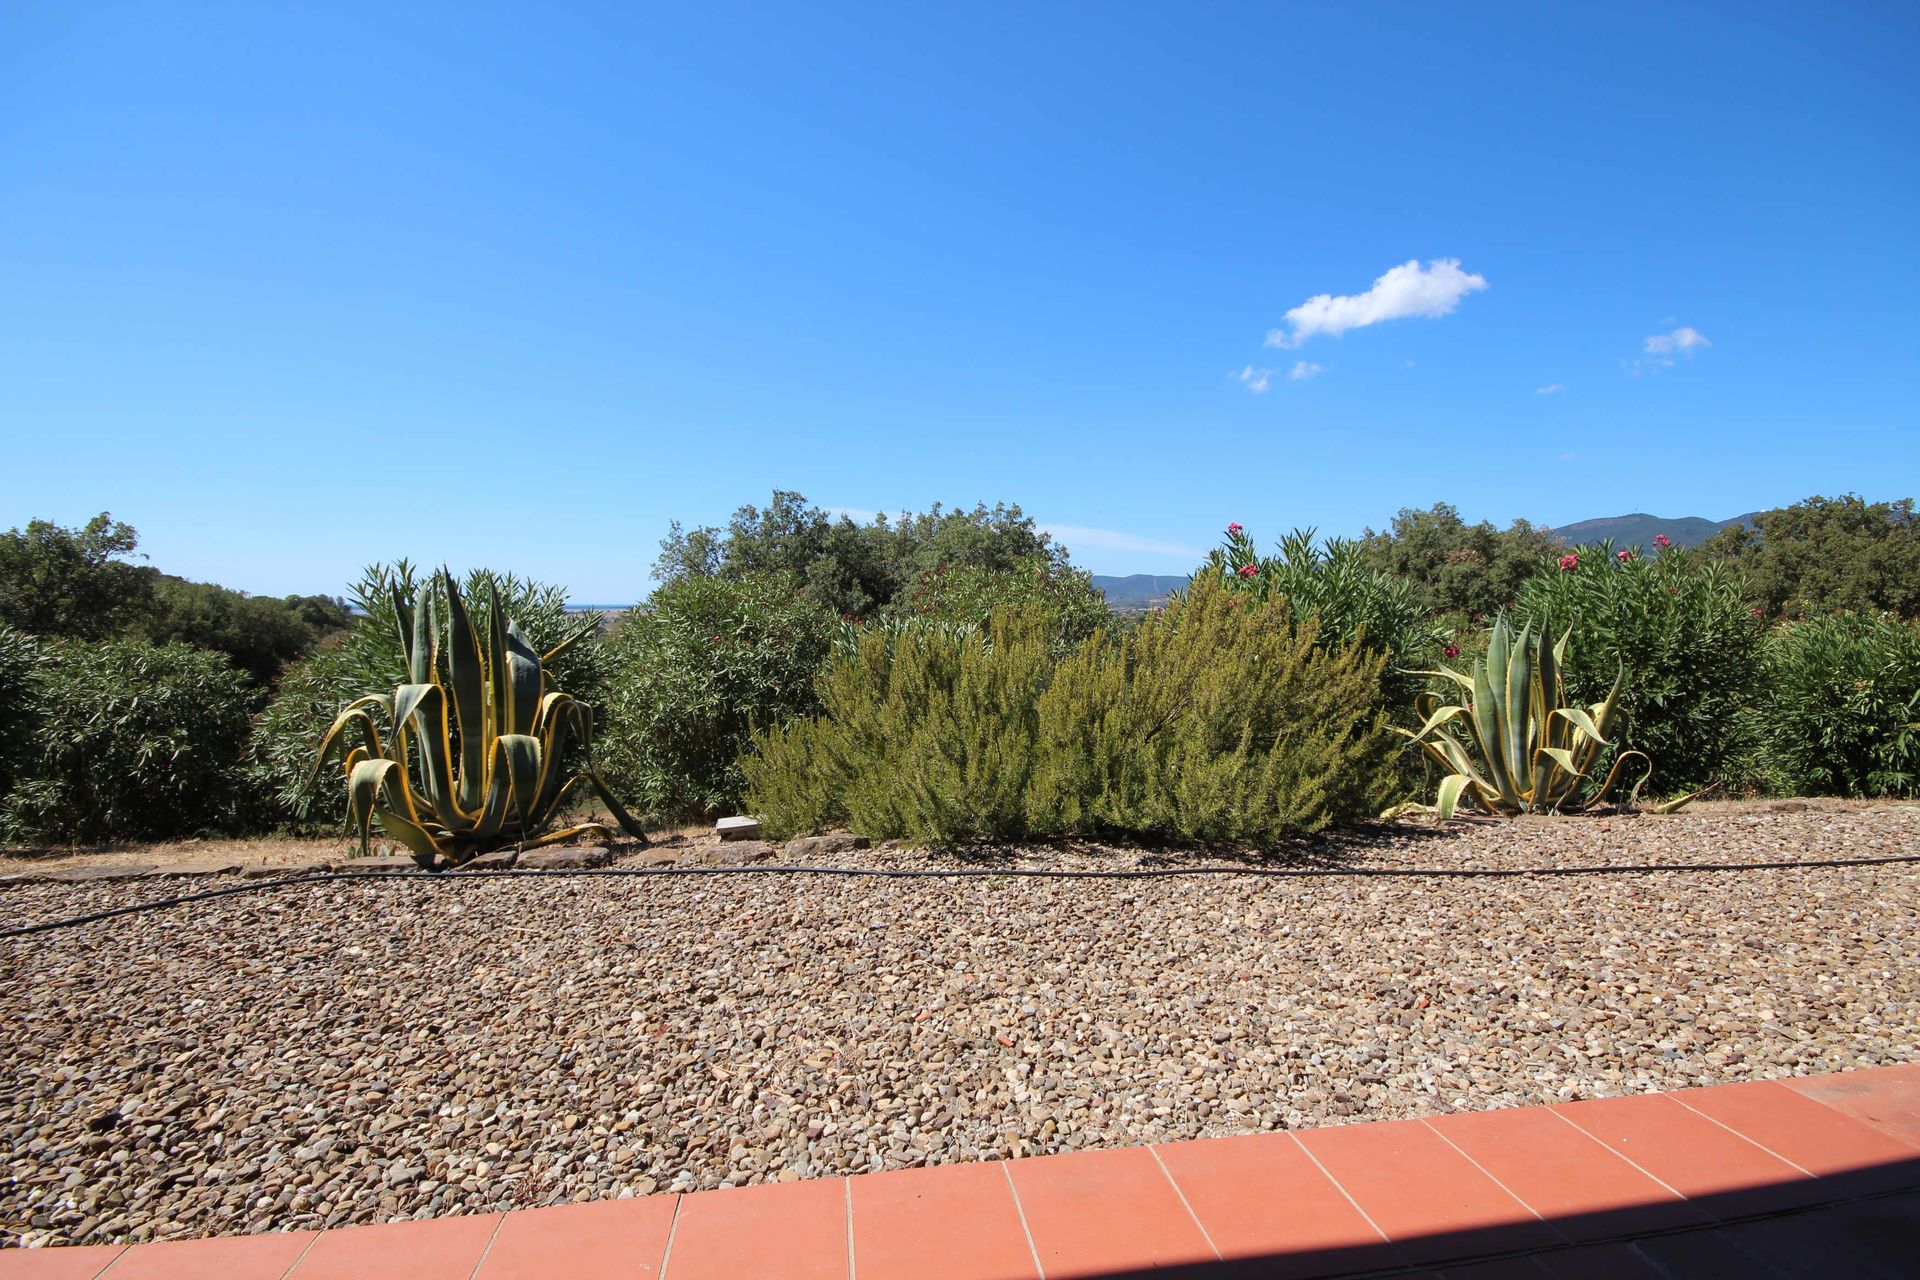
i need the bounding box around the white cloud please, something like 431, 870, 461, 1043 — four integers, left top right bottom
1536, 383, 1565, 395
1266, 258, 1488, 348
1644, 326, 1711, 356
1288, 360, 1324, 381
1232, 365, 1272, 393
1041, 525, 1206, 559
827, 506, 880, 522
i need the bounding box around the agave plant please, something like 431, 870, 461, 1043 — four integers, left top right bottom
1393, 615, 1648, 817
313, 570, 644, 863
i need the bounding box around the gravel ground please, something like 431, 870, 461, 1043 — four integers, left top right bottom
4, 799, 1917, 1249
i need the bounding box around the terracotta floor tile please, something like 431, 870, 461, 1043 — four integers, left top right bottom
1677, 1078, 1920, 1192
1551, 1093, 1817, 1216
287, 1213, 502, 1280
849, 1161, 1037, 1280
473, 1197, 677, 1280
1424, 1108, 1707, 1240
1781, 1064, 1920, 1150
1715, 1198, 1920, 1280
0, 1247, 125, 1280
100, 1232, 315, 1279
1150, 1133, 1401, 1278
1532, 1241, 1671, 1279
661, 1177, 846, 1280
1293, 1116, 1560, 1265
1004, 1144, 1216, 1278
1627, 1225, 1797, 1279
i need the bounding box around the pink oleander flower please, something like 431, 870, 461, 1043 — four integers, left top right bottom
1752, 607, 1766, 619
1227, 522, 1244, 536
1618, 549, 1634, 561
1559, 554, 1579, 571
1443, 644, 1460, 660
1237, 562, 1258, 578
1653, 534, 1671, 548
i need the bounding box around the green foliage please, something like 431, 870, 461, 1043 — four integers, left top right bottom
1, 640, 256, 844
312, 571, 643, 863
1190, 524, 1445, 711
598, 573, 838, 821
138, 576, 351, 684
0, 627, 45, 803
1760, 614, 1920, 797
1357, 503, 1563, 618
654, 490, 1065, 618
744, 584, 1393, 845
1516, 540, 1763, 791
0, 513, 151, 640
250, 561, 607, 828
1700, 494, 1920, 619
1396, 615, 1639, 817
881, 554, 1110, 653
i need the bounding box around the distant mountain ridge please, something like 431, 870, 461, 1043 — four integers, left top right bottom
1550, 511, 1759, 549
1088, 574, 1189, 611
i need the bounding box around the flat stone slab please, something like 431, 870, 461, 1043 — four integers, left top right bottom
517, 846, 613, 870
45, 864, 158, 883
715, 815, 763, 841
337, 856, 423, 873
458, 850, 519, 870
784, 831, 871, 858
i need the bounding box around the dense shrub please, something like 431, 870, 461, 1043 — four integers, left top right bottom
0, 626, 44, 803
744, 584, 1393, 845
1701, 494, 1920, 619
599, 573, 837, 821
1515, 541, 1763, 792
138, 577, 350, 685
1192, 525, 1445, 712
1, 640, 255, 843
1760, 614, 1920, 797
249, 562, 607, 828
1357, 503, 1563, 618
880, 554, 1110, 653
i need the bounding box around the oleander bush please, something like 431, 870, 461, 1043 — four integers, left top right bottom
1, 639, 256, 843
251, 561, 607, 829
880, 553, 1110, 654
0, 626, 45, 805
744, 582, 1394, 844
1760, 614, 1920, 797
1516, 539, 1763, 793
598, 573, 838, 821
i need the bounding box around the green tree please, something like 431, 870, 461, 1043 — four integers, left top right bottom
1699, 494, 1920, 618
653, 490, 1065, 618
0, 513, 152, 639
1356, 503, 1562, 617
138, 577, 351, 684
881, 554, 1110, 653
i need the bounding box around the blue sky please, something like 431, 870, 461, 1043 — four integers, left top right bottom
3, 1, 1917, 601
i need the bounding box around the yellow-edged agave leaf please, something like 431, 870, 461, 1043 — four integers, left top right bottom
314, 572, 647, 864
1435, 773, 1473, 818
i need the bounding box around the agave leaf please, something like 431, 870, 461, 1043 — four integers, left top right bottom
1550, 705, 1609, 746
503, 623, 543, 737
582, 768, 651, 839
498, 733, 544, 835
1435, 773, 1473, 819
541, 615, 600, 666
1538, 745, 1585, 778
442, 572, 490, 813
371, 806, 446, 862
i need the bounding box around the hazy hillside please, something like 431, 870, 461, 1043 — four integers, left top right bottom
1551, 511, 1759, 549
1089, 574, 1188, 610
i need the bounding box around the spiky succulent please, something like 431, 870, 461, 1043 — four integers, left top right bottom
313, 570, 644, 863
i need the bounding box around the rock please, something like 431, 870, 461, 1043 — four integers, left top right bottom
629, 851, 683, 868
714, 816, 763, 842
708, 841, 775, 866
342, 856, 421, 873
518, 846, 613, 870
458, 851, 518, 871
47, 865, 158, 883
161, 862, 248, 878
783, 832, 871, 858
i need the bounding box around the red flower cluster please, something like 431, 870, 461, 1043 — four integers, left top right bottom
1653, 534, 1672, 548
1618, 549, 1634, 561
1443, 644, 1461, 660
1559, 554, 1579, 571
1752, 607, 1766, 619
1227, 521, 1243, 535
1237, 562, 1258, 579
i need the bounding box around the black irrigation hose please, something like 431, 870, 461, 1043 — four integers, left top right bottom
5, 852, 1919, 940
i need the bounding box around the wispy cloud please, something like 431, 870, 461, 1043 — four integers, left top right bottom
827, 506, 879, 522
1288, 360, 1324, 381
1041, 525, 1206, 560
1627, 325, 1711, 376
1265, 258, 1487, 348
1231, 365, 1272, 393
1536, 383, 1565, 395
1644, 326, 1711, 357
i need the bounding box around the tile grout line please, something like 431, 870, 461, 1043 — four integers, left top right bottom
1667, 1091, 1817, 1178
1145, 1144, 1222, 1262
1283, 1131, 1405, 1263
1000, 1161, 1046, 1280
654, 1193, 685, 1280
1543, 1105, 1694, 1205
277, 1228, 324, 1280
1776, 1077, 1920, 1154
843, 1177, 855, 1280
465, 1211, 509, 1280
81, 1244, 130, 1279
1417, 1117, 1572, 1245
